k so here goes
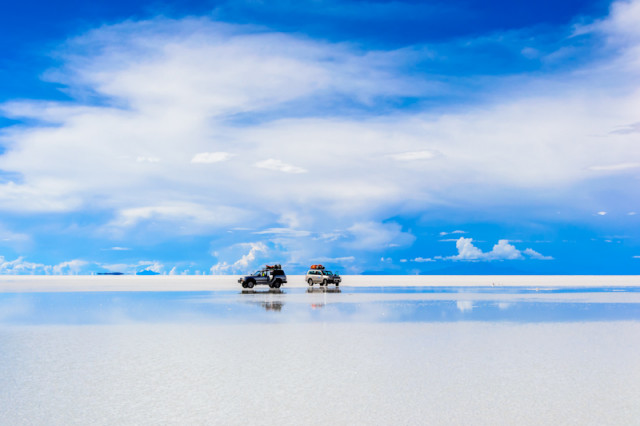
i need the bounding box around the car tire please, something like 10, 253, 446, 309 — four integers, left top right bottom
322, 279, 327, 286
273, 279, 281, 289
242, 282, 247, 288
308, 278, 314, 286
246, 280, 254, 289
336, 283, 339, 287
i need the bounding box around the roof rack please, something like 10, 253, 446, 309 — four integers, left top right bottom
265, 264, 282, 270
310, 264, 325, 270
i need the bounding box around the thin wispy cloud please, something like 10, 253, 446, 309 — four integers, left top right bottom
254, 159, 307, 174
191, 152, 234, 163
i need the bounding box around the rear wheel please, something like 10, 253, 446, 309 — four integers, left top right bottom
273, 279, 282, 289
308, 278, 314, 286
336, 282, 340, 287
246, 280, 254, 289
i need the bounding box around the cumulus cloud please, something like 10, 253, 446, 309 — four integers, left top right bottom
52, 260, 88, 275
210, 242, 268, 274
0, 257, 90, 274
136, 261, 165, 273
0, 256, 49, 274
448, 237, 551, 261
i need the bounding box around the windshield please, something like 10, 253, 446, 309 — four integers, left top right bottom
324, 271, 333, 275
253, 271, 261, 276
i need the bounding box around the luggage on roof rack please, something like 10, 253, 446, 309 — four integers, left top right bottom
310, 264, 325, 270
265, 264, 282, 270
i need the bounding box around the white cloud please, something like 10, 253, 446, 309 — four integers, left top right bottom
448, 237, 551, 261
52, 260, 88, 275
191, 152, 234, 163
254, 159, 307, 174
597, 211, 607, 216
137, 260, 165, 273
344, 221, 415, 251
0, 256, 50, 274
588, 162, 640, 171
254, 228, 311, 237
456, 300, 474, 312
451, 237, 485, 260
106, 202, 252, 233
523, 248, 554, 260
210, 242, 268, 274
440, 230, 467, 237
0, 3, 639, 246
412, 257, 435, 262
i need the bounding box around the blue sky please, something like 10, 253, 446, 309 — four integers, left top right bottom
0, 0, 638, 275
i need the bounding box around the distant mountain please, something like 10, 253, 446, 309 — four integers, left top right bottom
136, 270, 160, 275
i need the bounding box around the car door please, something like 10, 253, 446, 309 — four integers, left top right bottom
256, 271, 269, 285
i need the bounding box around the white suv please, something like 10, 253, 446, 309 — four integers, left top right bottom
306, 268, 341, 286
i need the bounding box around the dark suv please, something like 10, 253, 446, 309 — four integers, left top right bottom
238, 264, 287, 289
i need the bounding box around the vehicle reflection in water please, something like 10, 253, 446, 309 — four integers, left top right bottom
307, 286, 341, 309
239, 289, 285, 312
306, 287, 342, 294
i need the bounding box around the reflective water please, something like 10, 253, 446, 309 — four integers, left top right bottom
1, 286, 639, 425
1, 286, 640, 325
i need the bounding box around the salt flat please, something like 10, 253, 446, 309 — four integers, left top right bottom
0, 274, 639, 292
1, 284, 639, 425
1, 322, 639, 425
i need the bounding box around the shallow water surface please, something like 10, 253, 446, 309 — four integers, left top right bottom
1, 286, 639, 425
1, 286, 639, 325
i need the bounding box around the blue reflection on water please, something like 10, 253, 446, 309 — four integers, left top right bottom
0, 287, 639, 325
